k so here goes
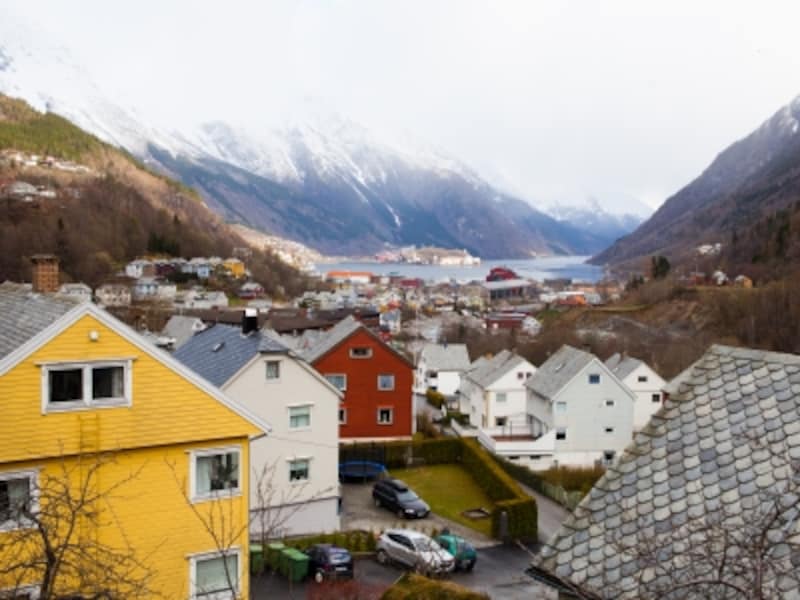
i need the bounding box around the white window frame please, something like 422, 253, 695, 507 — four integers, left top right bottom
555, 401, 567, 413
338, 408, 347, 425
287, 457, 311, 483
604, 399, 615, 408
377, 374, 395, 391
40, 360, 133, 414
189, 446, 242, 504
349, 347, 373, 359
264, 360, 281, 382
0, 469, 39, 532
324, 374, 347, 391
377, 407, 394, 425
287, 404, 312, 431
496, 392, 508, 403
188, 548, 241, 600
0, 584, 41, 599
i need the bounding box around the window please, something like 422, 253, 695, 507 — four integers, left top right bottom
495, 416, 507, 427
377, 408, 393, 425
555, 401, 567, 413
349, 347, 372, 359
192, 449, 240, 501
556, 428, 567, 441
496, 392, 507, 403
338, 408, 347, 425
377, 374, 395, 391
191, 551, 240, 599
652, 393, 661, 403
603, 451, 616, 465
517, 372, 524, 380
637, 375, 648, 383
289, 459, 310, 482
604, 426, 614, 434
265, 361, 280, 381
288, 405, 311, 430
0, 470, 36, 531
604, 399, 615, 407
43, 361, 130, 411
325, 374, 347, 391
588, 374, 601, 384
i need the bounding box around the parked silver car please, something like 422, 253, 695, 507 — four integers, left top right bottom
375, 529, 455, 576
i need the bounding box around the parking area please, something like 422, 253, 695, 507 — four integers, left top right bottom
251, 543, 555, 599
340, 480, 496, 548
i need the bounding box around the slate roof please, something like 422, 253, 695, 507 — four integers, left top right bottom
605, 353, 644, 381
534, 344, 800, 598
419, 343, 471, 372
173, 323, 289, 388
465, 349, 528, 388
0, 282, 81, 360
526, 345, 595, 401
299, 316, 363, 364
162, 315, 206, 350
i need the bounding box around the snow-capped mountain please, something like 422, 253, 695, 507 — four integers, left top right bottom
0, 11, 613, 258
546, 197, 648, 246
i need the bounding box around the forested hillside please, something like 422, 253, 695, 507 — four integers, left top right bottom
0, 94, 312, 298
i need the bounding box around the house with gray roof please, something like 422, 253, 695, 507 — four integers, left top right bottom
530, 344, 800, 599
605, 353, 666, 430
458, 350, 537, 457
524, 345, 636, 470
160, 315, 207, 351
174, 313, 343, 537
414, 342, 471, 396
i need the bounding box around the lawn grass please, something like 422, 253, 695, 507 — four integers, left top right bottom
388, 464, 494, 537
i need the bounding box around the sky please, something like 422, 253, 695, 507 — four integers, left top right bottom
6, 0, 800, 214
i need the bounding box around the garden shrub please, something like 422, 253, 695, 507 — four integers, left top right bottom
425, 388, 446, 409
381, 573, 490, 600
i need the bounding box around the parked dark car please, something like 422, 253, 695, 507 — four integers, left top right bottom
305, 544, 354, 582
372, 478, 430, 518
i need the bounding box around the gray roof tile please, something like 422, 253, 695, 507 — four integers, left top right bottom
418, 343, 471, 372
174, 324, 289, 387
0, 282, 81, 359
534, 344, 800, 598
526, 344, 596, 400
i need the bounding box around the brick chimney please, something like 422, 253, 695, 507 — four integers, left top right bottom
31, 254, 60, 293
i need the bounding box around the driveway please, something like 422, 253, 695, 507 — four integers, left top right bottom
340, 481, 496, 548
516, 482, 570, 544
250, 543, 556, 599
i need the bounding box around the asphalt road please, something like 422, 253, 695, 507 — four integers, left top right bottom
250, 543, 556, 599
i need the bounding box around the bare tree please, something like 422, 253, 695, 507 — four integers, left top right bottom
250, 457, 336, 551
547, 434, 800, 600
0, 451, 158, 600
167, 460, 246, 599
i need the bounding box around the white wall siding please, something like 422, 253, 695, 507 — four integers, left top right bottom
224, 355, 341, 537
621, 364, 666, 430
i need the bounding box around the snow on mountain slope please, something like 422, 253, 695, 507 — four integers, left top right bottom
0, 9, 615, 258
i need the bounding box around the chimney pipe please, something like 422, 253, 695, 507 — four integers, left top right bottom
242, 307, 258, 335
31, 254, 60, 294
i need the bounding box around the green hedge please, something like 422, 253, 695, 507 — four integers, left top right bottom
381, 573, 490, 600
339, 438, 537, 541
282, 530, 377, 553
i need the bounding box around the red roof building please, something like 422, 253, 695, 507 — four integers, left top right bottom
302, 317, 414, 440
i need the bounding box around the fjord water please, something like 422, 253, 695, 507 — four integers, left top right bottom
315, 256, 603, 283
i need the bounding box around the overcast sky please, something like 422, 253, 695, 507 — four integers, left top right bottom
7, 0, 800, 213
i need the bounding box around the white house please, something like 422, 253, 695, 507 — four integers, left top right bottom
57, 282, 92, 303
125, 259, 152, 279
174, 313, 341, 537
459, 350, 537, 433
605, 353, 666, 430
523, 345, 636, 470
414, 343, 471, 397
132, 278, 176, 302
94, 283, 131, 307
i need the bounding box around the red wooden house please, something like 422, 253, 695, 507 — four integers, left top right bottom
302, 316, 413, 440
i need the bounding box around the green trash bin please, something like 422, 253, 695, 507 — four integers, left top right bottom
249, 543, 264, 575
286, 548, 310, 583
278, 547, 295, 577
267, 542, 285, 572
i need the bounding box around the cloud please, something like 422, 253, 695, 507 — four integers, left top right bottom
6, 0, 800, 213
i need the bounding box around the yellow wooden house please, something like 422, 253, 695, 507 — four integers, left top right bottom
0, 282, 270, 599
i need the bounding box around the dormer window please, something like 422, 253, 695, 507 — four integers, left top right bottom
42, 361, 131, 412
350, 347, 372, 359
